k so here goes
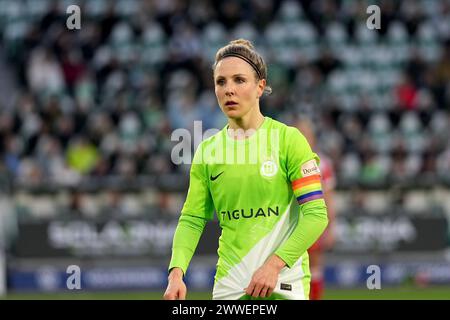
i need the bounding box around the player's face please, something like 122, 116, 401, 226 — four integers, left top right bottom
214, 57, 265, 119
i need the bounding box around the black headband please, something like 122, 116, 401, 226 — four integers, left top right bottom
221, 52, 263, 80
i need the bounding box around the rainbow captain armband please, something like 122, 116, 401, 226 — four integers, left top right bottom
292, 174, 324, 205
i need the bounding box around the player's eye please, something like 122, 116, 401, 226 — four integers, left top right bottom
235, 77, 245, 83
216, 79, 225, 86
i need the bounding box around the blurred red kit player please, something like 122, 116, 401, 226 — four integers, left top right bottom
296, 119, 336, 300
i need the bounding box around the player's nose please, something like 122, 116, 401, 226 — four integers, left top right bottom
225, 84, 236, 96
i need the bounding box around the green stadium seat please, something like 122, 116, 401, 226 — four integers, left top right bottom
340, 152, 362, 184
115, 0, 140, 18
201, 22, 227, 64
85, 0, 108, 18
276, 0, 304, 24
399, 112, 427, 154
416, 21, 441, 62
141, 21, 167, 67
368, 112, 393, 153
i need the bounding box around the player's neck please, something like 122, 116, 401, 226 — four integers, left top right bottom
227, 112, 265, 140
228, 111, 265, 133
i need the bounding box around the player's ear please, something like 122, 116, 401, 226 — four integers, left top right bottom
257, 78, 266, 98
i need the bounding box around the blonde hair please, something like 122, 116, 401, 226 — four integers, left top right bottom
213, 39, 272, 95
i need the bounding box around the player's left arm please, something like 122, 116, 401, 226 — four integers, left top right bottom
274, 127, 329, 267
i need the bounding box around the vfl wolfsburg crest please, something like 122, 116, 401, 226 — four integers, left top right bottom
260, 155, 278, 177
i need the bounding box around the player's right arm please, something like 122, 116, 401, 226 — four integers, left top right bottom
164, 214, 208, 300
164, 144, 214, 300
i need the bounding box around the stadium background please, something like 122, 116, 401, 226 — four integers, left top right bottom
0, 0, 449, 299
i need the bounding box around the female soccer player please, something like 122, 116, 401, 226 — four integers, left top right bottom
164, 39, 328, 300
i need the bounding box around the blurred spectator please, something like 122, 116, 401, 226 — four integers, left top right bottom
67, 189, 85, 218
395, 73, 419, 110
39, 1, 63, 34
377, 0, 398, 37
169, 21, 202, 61
315, 49, 341, 78
432, 1, 450, 38
400, 0, 425, 36
406, 50, 428, 87
61, 50, 87, 94
437, 143, 450, 182
114, 156, 138, 178
390, 185, 407, 213
91, 157, 112, 178
3, 135, 21, 177
420, 147, 438, 184
360, 151, 388, 186
390, 143, 413, 184
16, 158, 43, 186
54, 115, 75, 149
40, 95, 63, 130
432, 40, 450, 108
99, 3, 121, 44
0, 0, 448, 221
101, 188, 140, 218
35, 135, 80, 186
66, 136, 99, 175
27, 47, 65, 96
168, 91, 200, 131
248, 0, 276, 30
216, 1, 243, 31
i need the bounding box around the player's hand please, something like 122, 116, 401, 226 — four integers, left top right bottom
245, 255, 286, 298
163, 268, 187, 300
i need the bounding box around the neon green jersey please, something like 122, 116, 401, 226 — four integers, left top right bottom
169, 117, 328, 300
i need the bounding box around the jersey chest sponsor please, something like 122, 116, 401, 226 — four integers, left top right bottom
219, 206, 279, 221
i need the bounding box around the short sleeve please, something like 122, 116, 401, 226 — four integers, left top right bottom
181, 144, 215, 220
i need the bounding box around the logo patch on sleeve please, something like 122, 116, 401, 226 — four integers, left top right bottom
301, 159, 320, 177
